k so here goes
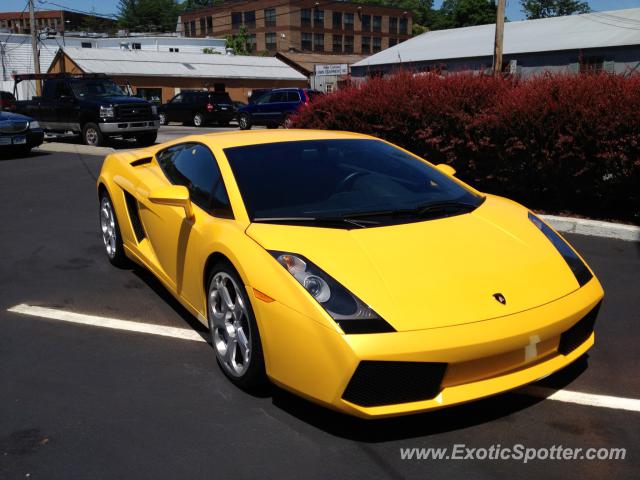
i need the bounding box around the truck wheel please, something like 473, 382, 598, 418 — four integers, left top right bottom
238, 113, 252, 130
159, 113, 167, 125
193, 113, 205, 127
83, 123, 105, 147
135, 132, 157, 146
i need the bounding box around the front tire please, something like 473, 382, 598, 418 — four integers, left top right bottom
83, 122, 105, 147
207, 262, 266, 390
238, 113, 252, 130
99, 191, 129, 267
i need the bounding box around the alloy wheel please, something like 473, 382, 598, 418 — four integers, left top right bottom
100, 196, 117, 259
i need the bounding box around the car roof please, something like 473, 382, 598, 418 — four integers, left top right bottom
159, 129, 376, 151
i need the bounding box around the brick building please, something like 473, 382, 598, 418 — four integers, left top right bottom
0, 9, 116, 34
179, 0, 412, 54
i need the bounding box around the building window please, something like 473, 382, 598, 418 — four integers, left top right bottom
244, 11, 256, 28
264, 8, 276, 27
314, 33, 324, 52
580, 56, 605, 74
373, 37, 381, 52
361, 35, 370, 54
169, 47, 180, 52
314, 9, 324, 28
344, 35, 353, 53
265, 32, 276, 50
332, 34, 342, 53
361, 15, 371, 32
190, 21, 196, 37
183, 22, 190, 37
132, 43, 141, 50
399, 17, 408, 35
81, 42, 92, 48
332, 11, 342, 29
206, 16, 213, 35
301, 32, 312, 51
231, 12, 242, 29
344, 12, 354, 31
373, 15, 381, 33
301, 9, 311, 28
388, 38, 397, 47
389, 17, 398, 34
247, 33, 256, 52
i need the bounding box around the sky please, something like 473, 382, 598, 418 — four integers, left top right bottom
2, 0, 640, 22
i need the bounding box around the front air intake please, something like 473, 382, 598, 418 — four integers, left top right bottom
342, 361, 447, 407
558, 302, 601, 355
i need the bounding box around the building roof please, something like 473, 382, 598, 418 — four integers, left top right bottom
353, 8, 640, 68
276, 52, 367, 75
57, 47, 308, 80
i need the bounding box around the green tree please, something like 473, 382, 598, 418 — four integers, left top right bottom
117, 0, 180, 32
181, 0, 222, 12
433, 0, 497, 29
520, 0, 590, 19
225, 25, 251, 55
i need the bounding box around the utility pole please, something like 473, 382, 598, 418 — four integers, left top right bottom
493, 0, 506, 75
28, 0, 42, 95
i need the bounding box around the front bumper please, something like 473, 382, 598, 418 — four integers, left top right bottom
0, 128, 44, 148
99, 120, 159, 133
253, 277, 604, 418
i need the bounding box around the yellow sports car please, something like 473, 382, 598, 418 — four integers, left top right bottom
97, 130, 604, 418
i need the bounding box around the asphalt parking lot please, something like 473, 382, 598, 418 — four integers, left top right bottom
1, 131, 639, 479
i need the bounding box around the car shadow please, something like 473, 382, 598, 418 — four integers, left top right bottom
0, 149, 50, 161
127, 260, 592, 440
45, 135, 148, 150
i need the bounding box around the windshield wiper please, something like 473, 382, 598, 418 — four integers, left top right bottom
341, 199, 482, 220
252, 216, 371, 228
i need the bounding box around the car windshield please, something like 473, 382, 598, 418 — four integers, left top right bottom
224, 139, 484, 227
69, 79, 125, 98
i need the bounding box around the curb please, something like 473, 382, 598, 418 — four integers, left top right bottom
540, 214, 640, 243
36, 142, 115, 156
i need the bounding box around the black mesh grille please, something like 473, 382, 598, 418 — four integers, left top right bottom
342, 361, 447, 407
558, 302, 601, 355
123, 190, 146, 242
116, 104, 152, 121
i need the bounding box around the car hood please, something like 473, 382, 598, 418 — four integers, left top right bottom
0, 110, 32, 122
82, 96, 150, 106
246, 195, 581, 332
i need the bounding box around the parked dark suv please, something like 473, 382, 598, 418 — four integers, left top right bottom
236, 88, 321, 130
159, 91, 236, 127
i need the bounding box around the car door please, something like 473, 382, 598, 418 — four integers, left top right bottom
264, 91, 288, 123
250, 92, 274, 123
136, 142, 233, 295
164, 94, 184, 123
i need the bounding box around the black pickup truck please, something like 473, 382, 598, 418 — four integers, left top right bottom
13, 74, 159, 147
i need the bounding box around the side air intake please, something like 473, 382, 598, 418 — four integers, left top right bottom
123, 190, 146, 242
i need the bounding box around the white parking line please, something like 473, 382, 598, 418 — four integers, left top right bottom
7, 303, 207, 343
7, 303, 640, 413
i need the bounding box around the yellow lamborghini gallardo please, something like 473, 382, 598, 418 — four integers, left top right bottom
97, 130, 604, 418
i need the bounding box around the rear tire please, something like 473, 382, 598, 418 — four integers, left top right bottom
83, 122, 105, 147
193, 112, 205, 127
99, 190, 129, 268
238, 113, 252, 130
207, 261, 266, 390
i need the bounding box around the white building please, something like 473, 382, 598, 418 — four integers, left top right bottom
0, 33, 226, 98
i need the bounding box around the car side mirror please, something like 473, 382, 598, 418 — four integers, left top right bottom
435, 164, 456, 176
148, 185, 194, 220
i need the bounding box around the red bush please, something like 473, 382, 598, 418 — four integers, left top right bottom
292, 73, 640, 223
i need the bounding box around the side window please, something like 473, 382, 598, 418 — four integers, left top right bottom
170, 94, 183, 104
156, 143, 233, 218
286, 91, 300, 102
256, 92, 272, 105
270, 92, 287, 103
57, 82, 73, 97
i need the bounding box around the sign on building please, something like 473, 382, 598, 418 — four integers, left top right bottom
315, 64, 348, 76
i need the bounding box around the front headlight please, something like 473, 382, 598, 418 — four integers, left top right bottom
271, 251, 396, 334
29, 120, 40, 129
528, 212, 593, 287
99, 105, 115, 118
151, 105, 158, 115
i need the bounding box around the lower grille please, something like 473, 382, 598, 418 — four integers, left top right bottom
116, 104, 152, 121
342, 361, 447, 407
558, 302, 601, 355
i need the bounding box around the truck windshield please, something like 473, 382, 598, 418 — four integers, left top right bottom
69, 79, 125, 98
